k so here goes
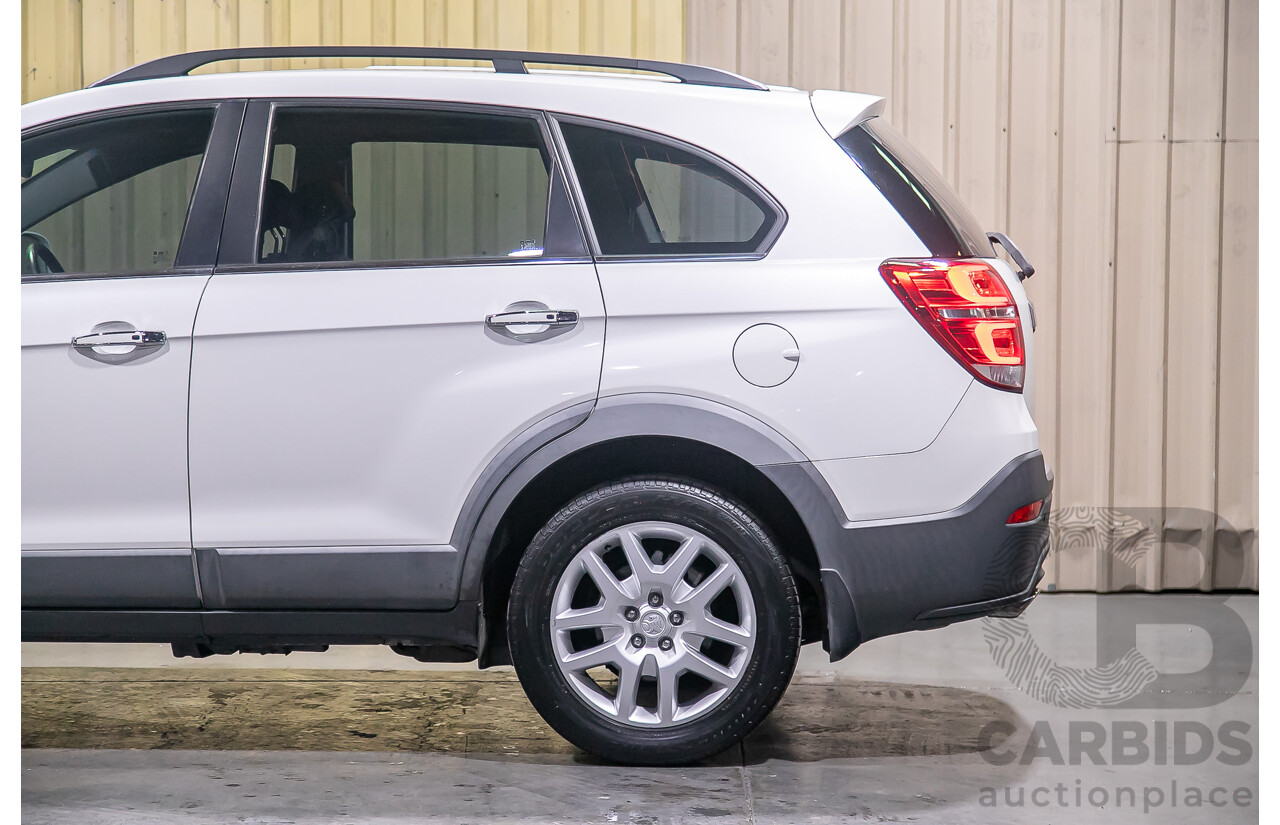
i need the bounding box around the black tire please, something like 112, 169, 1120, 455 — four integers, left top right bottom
507, 477, 801, 766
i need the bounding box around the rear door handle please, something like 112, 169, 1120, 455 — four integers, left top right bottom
72, 330, 167, 349
484, 310, 579, 328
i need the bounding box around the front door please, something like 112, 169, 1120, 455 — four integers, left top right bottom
187, 102, 604, 610
21, 102, 240, 608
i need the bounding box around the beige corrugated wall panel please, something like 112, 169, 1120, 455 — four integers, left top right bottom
1111, 140, 1169, 593
1216, 141, 1258, 591
687, 0, 1257, 592
793, 0, 843, 92
952, 0, 1008, 230
737, 0, 790, 85
1163, 0, 1227, 590
900, 0, 949, 174
841, 0, 897, 120
1223, 0, 1257, 142
1164, 140, 1221, 589
1215, 0, 1259, 590
1005, 0, 1060, 585
1111, 0, 1173, 592
687, 0, 736, 71
1054, 0, 1121, 592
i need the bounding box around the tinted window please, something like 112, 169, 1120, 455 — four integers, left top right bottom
21, 108, 215, 276
559, 121, 778, 256
837, 119, 993, 258
259, 108, 550, 265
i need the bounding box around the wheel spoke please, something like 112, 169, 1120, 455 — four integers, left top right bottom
582, 551, 635, 604
618, 529, 654, 581
657, 535, 702, 586
553, 604, 612, 632
562, 638, 621, 671
692, 615, 752, 648
683, 647, 736, 685
674, 563, 734, 612
656, 660, 680, 724
614, 655, 642, 720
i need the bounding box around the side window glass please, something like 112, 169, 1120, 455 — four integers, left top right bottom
21, 109, 216, 276
259, 108, 549, 265
559, 121, 777, 256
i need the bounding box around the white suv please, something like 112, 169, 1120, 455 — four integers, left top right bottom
21, 47, 1053, 765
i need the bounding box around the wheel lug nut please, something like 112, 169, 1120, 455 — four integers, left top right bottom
670, 611, 684, 626
648, 592, 663, 607
659, 637, 673, 651
630, 634, 646, 648
624, 606, 639, 621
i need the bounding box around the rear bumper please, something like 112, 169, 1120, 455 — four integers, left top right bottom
763, 450, 1053, 661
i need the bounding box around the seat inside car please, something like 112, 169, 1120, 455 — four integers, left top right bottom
288, 178, 355, 263
259, 179, 295, 263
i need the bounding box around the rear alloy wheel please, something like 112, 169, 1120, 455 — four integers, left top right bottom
508, 478, 800, 765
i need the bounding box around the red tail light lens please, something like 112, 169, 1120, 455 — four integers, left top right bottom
1007, 500, 1044, 524
879, 259, 1025, 391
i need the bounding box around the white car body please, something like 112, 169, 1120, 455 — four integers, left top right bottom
23, 52, 1052, 681
22, 68, 1038, 544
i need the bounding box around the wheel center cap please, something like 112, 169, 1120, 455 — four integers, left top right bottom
638, 611, 668, 637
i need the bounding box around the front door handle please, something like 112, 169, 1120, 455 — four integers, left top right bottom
72, 330, 167, 349
485, 309, 579, 329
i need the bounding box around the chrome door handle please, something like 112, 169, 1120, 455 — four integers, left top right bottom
72, 330, 167, 349
484, 309, 579, 328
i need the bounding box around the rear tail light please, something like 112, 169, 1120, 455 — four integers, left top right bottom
1007, 500, 1044, 524
879, 259, 1025, 391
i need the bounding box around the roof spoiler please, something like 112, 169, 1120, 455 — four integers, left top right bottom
809, 90, 886, 139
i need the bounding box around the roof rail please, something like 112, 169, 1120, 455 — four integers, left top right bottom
89, 46, 769, 91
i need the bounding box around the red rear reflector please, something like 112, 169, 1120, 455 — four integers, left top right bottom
879, 259, 1025, 391
1007, 500, 1044, 524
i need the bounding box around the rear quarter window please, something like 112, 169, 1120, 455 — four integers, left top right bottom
559, 120, 783, 258
837, 119, 993, 258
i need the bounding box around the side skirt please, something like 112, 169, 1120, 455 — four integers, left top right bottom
21, 601, 483, 661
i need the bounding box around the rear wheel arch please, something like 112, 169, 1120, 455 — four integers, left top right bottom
458, 396, 828, 666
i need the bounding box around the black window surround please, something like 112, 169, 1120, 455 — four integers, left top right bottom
215, 98, 590, 272
550, 114, 788, 262
836, 119, 993, 259
19, 100, 245, 283
23, 98, 788, 278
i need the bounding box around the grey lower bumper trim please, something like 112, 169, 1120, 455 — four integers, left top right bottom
764, 451, 1053, 661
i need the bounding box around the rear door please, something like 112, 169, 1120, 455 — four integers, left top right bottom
21, 102, 241, 608
187, 101, 603, 610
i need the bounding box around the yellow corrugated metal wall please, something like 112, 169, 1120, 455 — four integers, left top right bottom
21, 0, 1258, 592
22, 0, 684, 101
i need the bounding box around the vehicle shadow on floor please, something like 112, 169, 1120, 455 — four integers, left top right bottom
22, 667, 1025, 765
741, 674, 1023, 764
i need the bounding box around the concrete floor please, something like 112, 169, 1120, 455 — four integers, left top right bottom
22, 594, 1257, 824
